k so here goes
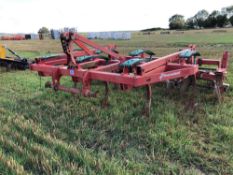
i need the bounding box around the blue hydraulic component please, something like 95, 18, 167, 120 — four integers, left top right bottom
120, 58, 143, 68
129, 49, 155, 57
77, 55, 94, 63
95, 50, 102, 54
39, 54, 62, 59
179, 49, 201, 60
129, 49, 144, 56
76, 55, 109, 63
144, 50, 155, 56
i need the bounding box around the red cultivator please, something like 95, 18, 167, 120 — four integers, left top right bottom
30, 32, 229, 115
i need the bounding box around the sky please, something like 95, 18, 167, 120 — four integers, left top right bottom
0, 0, 232, 33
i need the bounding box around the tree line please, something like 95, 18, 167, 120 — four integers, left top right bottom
169, 5, 233, 30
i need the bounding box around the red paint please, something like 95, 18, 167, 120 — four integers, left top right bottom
30, 32, 229, 104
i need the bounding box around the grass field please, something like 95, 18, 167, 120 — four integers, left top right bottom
0, 28, 233, 175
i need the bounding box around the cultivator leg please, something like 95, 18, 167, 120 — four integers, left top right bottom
102, 82, 109, 107
214, 81, 222, 103
213, 74, 226, 103
45, 81, 52, 88
180, 77, 191, 93
189, 76, 198, 110
144, 85, 152, 117
72, 77, 79, 88
52, 74, 61, 91
82, 73, 97, 97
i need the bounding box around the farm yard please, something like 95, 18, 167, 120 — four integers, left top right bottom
0, 28, 233, 174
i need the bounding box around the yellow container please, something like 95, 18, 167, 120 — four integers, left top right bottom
0, 44, 6, 58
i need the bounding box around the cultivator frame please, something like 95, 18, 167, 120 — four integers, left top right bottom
30, 32, 229, 115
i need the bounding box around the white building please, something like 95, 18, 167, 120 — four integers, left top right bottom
87, 32, 131, 40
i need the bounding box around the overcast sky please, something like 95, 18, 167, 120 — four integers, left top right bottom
0, 0, 231, 33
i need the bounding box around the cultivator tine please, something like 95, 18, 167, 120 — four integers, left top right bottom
45, 81, 52, 88
192, 75, 197, 87
213, 72, 225, 103
40, 77, 42, 89
180, 75, 198, 115
102, 82, 109, 107
73, 82, 77, 88
144, 85, 152, 117
190, 76, 198, 109
180, 77, 191, 93
214, 80, 222, 103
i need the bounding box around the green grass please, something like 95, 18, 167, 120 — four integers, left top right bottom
0, 28, 233, 174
